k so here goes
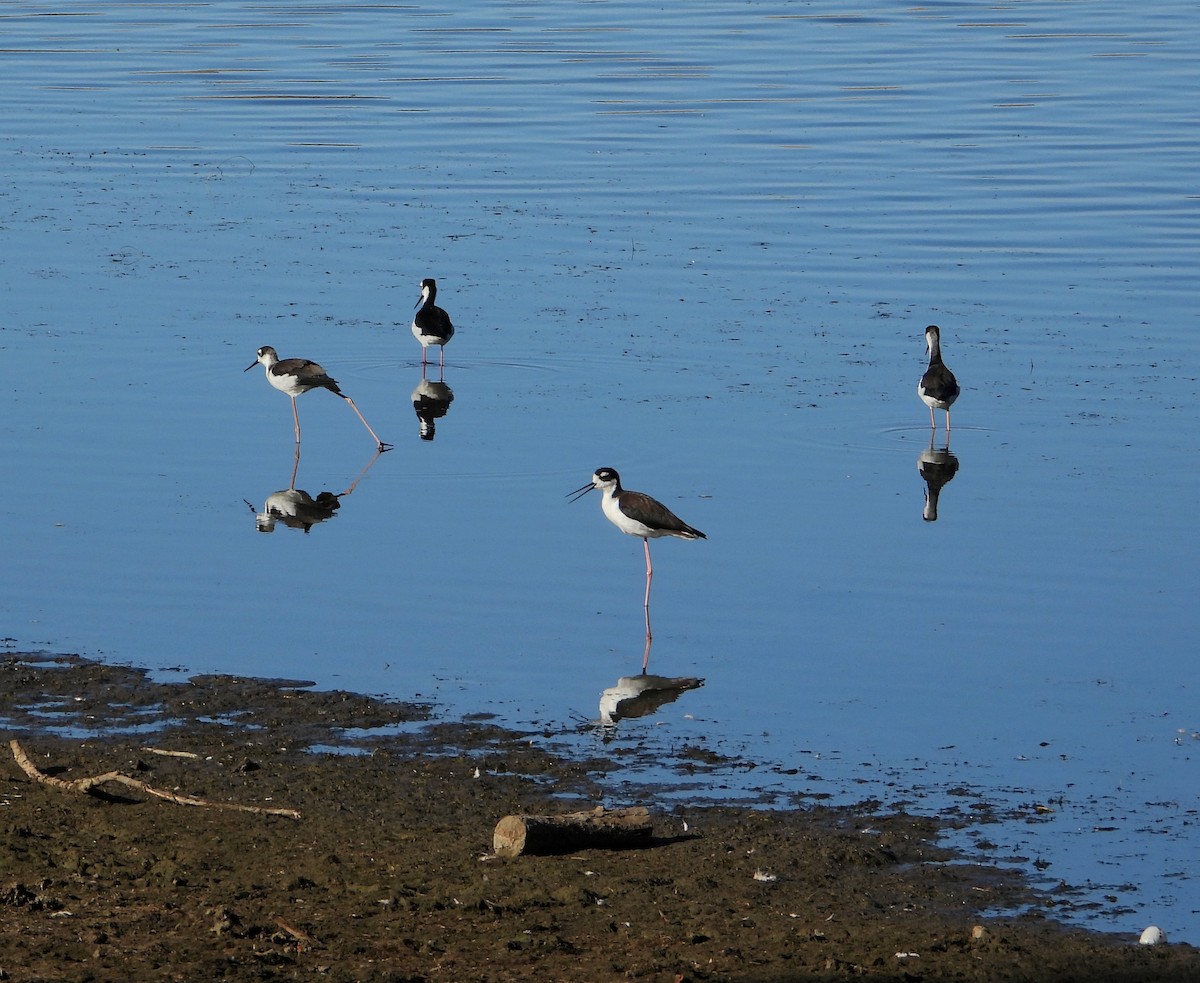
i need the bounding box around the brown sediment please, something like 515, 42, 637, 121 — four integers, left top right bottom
1, 652, 1196, 982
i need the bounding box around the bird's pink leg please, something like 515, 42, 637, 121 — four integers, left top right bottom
291, 397, 302, 444
342, 396, 390, 451
642, 538, 653, 640
641, 635, 652, 674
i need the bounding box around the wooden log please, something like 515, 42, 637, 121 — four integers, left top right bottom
492, 805, 652, 857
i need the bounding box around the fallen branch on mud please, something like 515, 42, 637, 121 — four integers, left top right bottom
9, 739, 301, 820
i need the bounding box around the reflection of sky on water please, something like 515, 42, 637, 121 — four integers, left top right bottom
2, 0, 1197, 942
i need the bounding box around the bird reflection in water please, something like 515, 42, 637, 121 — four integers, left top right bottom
592, 637, 705, 730
254, 488, 341, 533
411, 373, 455, 441
246, 445, 386, 534
598, 666, 705, 730
917, 435, 960, 522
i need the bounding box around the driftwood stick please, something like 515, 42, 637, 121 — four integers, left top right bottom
273, 915, 321, 947
140, 746, 202, 759
9, 740, 301, 820
493, 805, 652, 857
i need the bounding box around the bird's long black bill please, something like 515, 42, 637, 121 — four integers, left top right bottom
243, 361, 258, 372
566, 483, 595, 503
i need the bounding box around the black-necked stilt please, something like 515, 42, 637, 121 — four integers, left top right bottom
918, 324, 960, 432
568, 467, 706, 639
245, 346, 391, 451
412, 278, 454, 370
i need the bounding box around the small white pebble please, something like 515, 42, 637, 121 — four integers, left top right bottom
752, 869, 777, 883
1139, 926, 1166, 945
894, 951, 920, 960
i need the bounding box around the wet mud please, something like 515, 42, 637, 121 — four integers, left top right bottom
1, 652, 1196, 982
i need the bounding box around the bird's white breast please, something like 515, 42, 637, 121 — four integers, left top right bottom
267, 368, 304, 396
601, 490, 654, 538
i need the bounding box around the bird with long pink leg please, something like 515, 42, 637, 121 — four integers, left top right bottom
569, 467, 706, 642
246, 346, 391, 452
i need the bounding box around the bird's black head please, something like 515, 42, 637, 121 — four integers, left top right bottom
245, 346, 276, 371
568, 466, 620, 502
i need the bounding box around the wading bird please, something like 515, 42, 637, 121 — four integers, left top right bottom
245, 346, 390, 451
569, 467, 706, 639
918, 324, 960, 432
412, 278, 454, 370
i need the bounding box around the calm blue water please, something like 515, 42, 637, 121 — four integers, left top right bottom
2, 0, 1197, 942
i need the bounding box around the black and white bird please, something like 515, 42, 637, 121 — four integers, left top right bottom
412, 278, 454, 370
569, 467, 706, 638
918, 324, 960, 431
245, 346, 390, 451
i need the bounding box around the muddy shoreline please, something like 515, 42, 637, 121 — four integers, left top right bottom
1, 652, 1195, 981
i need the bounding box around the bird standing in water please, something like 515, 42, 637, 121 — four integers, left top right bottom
918, 324, 960, 432
569, 467, 706, 639
245, 346, 390, 451
412, 278, 454, 371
